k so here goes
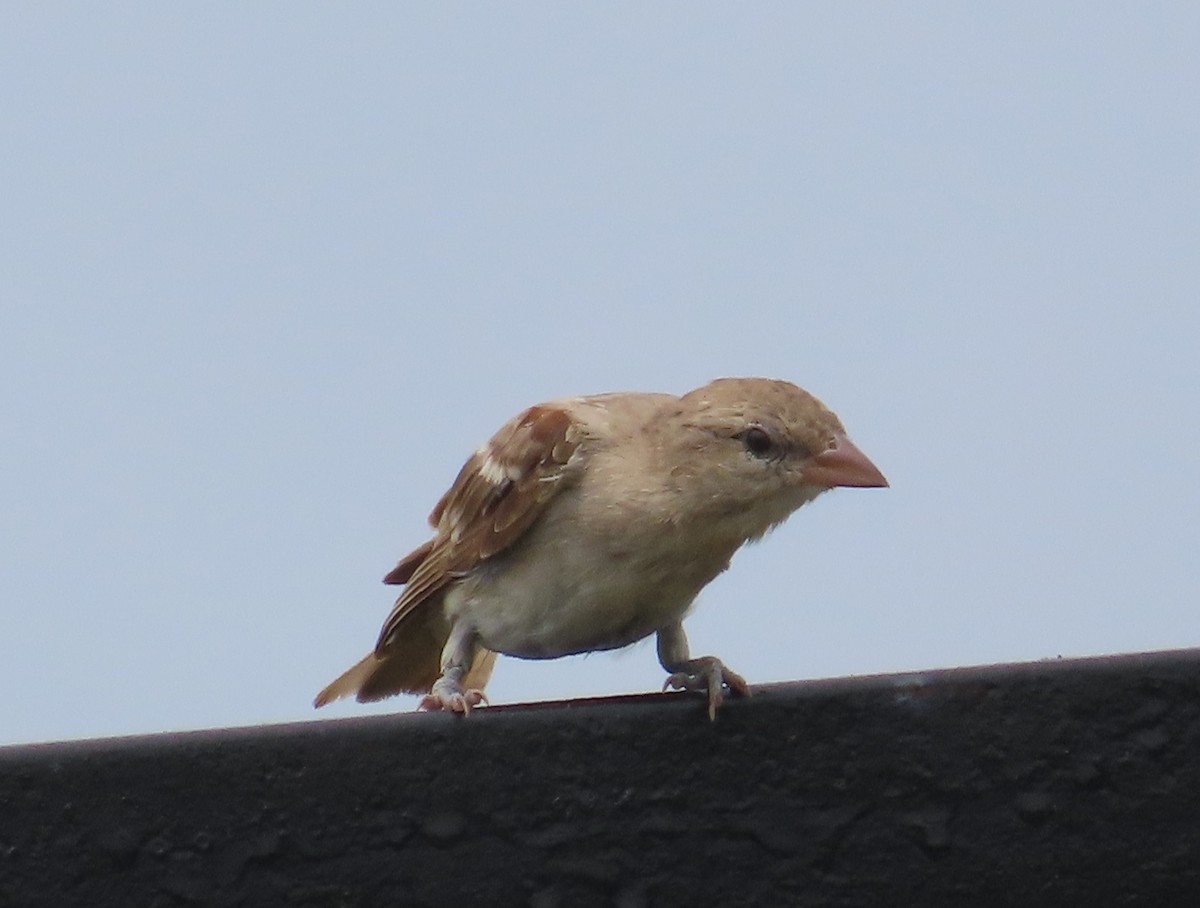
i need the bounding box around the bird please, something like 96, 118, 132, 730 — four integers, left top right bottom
314, 377, 887, 720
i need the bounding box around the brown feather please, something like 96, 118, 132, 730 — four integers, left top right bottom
371, 404, 581, 656
382, 537, 435, 585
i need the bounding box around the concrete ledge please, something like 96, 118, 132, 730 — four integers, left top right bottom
3, 648, 1200, 906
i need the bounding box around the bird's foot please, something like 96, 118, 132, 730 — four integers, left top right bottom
420, 677, 489, 715
663, 656, 751, 720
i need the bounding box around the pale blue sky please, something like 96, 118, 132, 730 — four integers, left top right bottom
3, 4, 1198, 745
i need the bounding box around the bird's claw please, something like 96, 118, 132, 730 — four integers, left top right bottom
663, 657, 751, 720
420, 679, 489, 715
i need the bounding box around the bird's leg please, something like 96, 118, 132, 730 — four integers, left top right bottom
657, 621, 751, 721
420, 621, 489, 715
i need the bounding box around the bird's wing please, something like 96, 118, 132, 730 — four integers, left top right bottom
373, 403, 583, 654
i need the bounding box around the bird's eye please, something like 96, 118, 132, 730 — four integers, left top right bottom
740, 427, 774, 458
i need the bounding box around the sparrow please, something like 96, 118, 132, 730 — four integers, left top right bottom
314, 377, 887, 720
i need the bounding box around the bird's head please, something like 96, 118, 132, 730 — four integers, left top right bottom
660, 377, 887, 540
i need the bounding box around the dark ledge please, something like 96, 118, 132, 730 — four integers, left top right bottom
4, 649, 1200, 907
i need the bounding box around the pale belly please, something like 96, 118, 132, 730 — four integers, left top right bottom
443, 541, 719, 660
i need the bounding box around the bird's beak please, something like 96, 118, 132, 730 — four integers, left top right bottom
805, 435, 889, 489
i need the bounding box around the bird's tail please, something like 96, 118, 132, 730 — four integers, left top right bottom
314, 606, 497, 707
